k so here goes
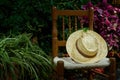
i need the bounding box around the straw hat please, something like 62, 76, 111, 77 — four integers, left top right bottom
66, 30, 108, 64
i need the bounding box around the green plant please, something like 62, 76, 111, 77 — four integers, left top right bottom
0, 0, 104, 56
0, 0, 52, 54
0, 33, 52, 80
52, 0, 101, 10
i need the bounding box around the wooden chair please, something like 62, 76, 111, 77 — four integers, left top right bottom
112, 0, 120, 5
52, 6, 116, 80
112, 0, 120, 7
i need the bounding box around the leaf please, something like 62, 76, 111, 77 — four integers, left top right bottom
82, 27, 89, 32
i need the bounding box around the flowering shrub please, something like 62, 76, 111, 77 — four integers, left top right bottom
81, 0, 120, 54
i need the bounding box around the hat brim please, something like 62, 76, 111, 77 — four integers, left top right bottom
66, 30, 108, 64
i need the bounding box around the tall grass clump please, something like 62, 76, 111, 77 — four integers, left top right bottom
0, 33, 52, 80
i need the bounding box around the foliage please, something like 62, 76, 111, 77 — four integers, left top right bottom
52, 0, 101, 9
0, 0, 52, 34
0, 0, 52, 53
0, 0, 114, 54
0, 0, 113, 53
81, 0, 120, 53
0, 0, 102, 34
0, 33, 52, 80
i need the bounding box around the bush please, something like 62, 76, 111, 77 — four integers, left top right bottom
82, 0, 120, 53
0, 33, 52, 80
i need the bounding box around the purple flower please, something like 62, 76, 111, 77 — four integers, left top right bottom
81, 1, 120, 52
105, 17, 111, 26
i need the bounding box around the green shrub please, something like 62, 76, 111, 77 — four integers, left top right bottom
0, 33, 52, 80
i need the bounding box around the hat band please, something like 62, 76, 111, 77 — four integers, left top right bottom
76, 40, 97, 58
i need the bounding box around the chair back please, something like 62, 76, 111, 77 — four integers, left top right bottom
112, 0, 120, 5
52, 6, 94, 57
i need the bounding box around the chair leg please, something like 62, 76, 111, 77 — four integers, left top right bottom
57, 61, 64, 80
109, 58, 116, 80
88, 70, 93, 80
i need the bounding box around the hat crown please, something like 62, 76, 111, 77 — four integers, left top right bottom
76, 32, 98, 57
81, 33, 98, 52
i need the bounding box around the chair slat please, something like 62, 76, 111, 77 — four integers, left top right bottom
79, 17, 84, 29
68, 16, 72, 33
62, 16, 65, 40
112, 0, 120, 4
75, 16, 77, 30
57, 41, 66, 46
56, 10, 89, 16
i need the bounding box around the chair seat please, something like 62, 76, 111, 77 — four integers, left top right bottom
54, 57, 110, 69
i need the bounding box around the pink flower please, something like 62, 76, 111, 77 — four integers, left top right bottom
105, 17, 111, 26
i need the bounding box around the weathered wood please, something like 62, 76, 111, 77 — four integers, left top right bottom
109, 58, 116, 80
57, 61, 64, 80
112, 0, 120, 5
